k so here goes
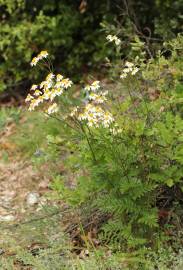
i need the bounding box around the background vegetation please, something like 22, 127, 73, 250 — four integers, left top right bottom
0, 0, 182, 93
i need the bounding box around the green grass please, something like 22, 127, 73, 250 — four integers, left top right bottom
0, 107, 21, 131
0, 204, 126, 270
11, 109, 61, 159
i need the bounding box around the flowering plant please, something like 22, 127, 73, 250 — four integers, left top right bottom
26, 34, 183, 250
26, 51, 121, 137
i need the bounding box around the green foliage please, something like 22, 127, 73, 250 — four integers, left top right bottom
0, 206, 74, 270
154, 0, 183, 38
0, 0, 114, 93
0, 0, 182, 94
51, 34, 183, 251
0, 107, 20, 130
12, 110, 61, 159
2, 209, 183, 270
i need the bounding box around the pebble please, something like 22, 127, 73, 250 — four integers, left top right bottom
0, 214, 15, 222
26, 192, 40, 206
0, 248, 5, 255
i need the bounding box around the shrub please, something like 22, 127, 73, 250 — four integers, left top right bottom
25, 33, 183, 253
0, 0, 115, 93
0, 0, 182, 95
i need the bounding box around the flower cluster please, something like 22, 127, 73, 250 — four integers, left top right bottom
84, 81, 100, 92
88, 91, 108, 104
106, 35, 121, 46
30, 50, 49, 66
27, 52, 116, 130
78, 104, 114, 128
25, 69, 73, 113
46, 103, 58, 115
70, 106, 79, 118
109, 124, 122, 135
70, 81, 115, 128
120, 61, 139, 79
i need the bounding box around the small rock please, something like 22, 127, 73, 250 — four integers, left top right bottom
26, 192, 39, 206
0, 215, 15, 222
0, 248, 5, 255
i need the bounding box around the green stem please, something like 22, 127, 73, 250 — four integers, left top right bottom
79, 123, 97, 163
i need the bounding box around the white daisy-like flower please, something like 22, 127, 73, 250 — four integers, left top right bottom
88, 93, 107, 104
25, 94, 34, 102
123, 67, 133, 73
28, 98, 42, 111
120, 73, 127, 79
56, 74, 64, 81
50, 90, 58, 101
103, 113, 114, 128
114, 38, 121, 46
56, 88, 64, 96
106, 35, 113, 42
110, 127, 122, 135
30, 51, 48, 67
131, 67, 139, 75
30, 84, 38, 91
84, 84, 91, 92
30, 57, 39, 67
70, 106, 79, 117
60, 78, 73, 89
125, 61, 134, 68
49, 88, 63, 101
34, 90, 41, 97
40, 81, 47, 89
39, 50, 48, 59
43, 89, 52, 100
46, 73, 55, 82
90, 81, 100, 92
55, 82, 62, 89
47, 103, 59, 114
106, 35, 121, 46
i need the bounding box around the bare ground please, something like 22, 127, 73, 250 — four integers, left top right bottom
0, 121, 50, 223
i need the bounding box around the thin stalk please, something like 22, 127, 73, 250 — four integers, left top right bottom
79, 122, 97, 163
46, 113, 80, 133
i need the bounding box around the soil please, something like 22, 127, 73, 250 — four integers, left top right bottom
0, 120, 50, 223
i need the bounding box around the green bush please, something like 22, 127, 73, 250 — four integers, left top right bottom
52, 35, 182, 249
0, 0, 114, 93
0, 0, 182, 94
24, 33, 183, 255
